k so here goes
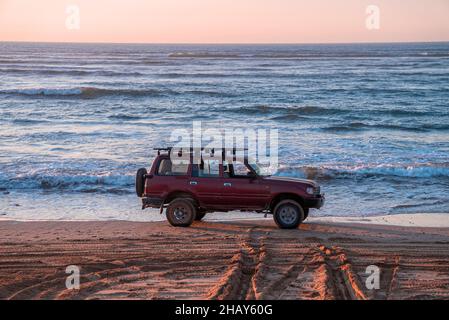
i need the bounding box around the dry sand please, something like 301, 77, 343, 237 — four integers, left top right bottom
0, 218, 448, 300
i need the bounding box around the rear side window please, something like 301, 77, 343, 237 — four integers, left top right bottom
192, 159, 220, 177
157, 159, 189, 176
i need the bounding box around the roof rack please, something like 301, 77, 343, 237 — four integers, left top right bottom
153, 147, 172, 155
154, 147, 250, 157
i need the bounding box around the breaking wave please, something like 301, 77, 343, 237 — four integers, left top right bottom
168, 51, 449, 59
107, 114, 143, 121
0, 87, 168, 98
2, 163, 448, 194
276, 163, 449, 180
0, 87, 235, 99
0, 173, 134, 193
0, 67, 144, 77
321, 122, 449, 132
238, 105, 346, 115
169, 52, 241, 58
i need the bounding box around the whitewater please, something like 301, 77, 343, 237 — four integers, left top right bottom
1, 42, 448, 220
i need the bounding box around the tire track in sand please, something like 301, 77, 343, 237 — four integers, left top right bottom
315, 245, 367, 300
1, 220, 449, 300
207, 227, 264, 300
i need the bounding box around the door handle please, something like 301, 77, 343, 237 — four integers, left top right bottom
223, 182, 232, 187
190, 181, 198, 185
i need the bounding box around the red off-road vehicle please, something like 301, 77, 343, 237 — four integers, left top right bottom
136, 148, 324, 229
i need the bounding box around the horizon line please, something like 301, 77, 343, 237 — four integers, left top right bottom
1, 40, 449, 46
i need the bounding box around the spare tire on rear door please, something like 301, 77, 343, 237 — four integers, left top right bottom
135, 168, 147, 197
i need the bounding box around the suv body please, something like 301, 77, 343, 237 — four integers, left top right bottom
136, 149, 324, 229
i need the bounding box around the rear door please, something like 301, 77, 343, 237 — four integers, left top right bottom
187, 158, 224, 208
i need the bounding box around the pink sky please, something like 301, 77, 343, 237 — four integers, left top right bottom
1, 0, 448, 43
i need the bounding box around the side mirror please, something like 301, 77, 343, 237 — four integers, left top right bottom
247, 171, 257, 179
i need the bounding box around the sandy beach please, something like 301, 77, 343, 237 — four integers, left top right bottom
0, 216, 448, 300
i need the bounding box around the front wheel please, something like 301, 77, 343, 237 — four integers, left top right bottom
166, 198, 197, 227
273, 200, 304, 229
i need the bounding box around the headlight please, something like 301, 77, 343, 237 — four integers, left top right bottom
306, 186, 320, 195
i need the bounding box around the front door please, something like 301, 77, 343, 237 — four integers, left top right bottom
221, 160, 270, 210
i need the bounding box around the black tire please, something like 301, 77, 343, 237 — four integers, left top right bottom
135, 168, 147, 197
195, 210, 207, 221
166, 198, 197, 227
273, 200, 304, 229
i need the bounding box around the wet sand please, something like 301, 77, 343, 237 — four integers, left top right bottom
0, 219, 448, 300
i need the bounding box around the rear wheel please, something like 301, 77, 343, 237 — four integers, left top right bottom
166, 198, 196, 227
273, 200, 304, 229
135, 168, 147, 197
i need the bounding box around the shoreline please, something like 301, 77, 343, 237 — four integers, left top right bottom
310, 213, 449, 228
0, 218, 448, 299
1, 212, 448, 228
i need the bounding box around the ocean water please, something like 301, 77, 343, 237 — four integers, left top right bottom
0, 42, 448, 221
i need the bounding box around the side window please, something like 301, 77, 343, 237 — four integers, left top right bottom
232, 161, 252, 178
192, 159, 220, 177
157, 159, 189, 176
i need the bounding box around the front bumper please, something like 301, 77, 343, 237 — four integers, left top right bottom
304, 194, 325, 209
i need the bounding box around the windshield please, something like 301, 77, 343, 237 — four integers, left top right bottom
248, 162, 272, 177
